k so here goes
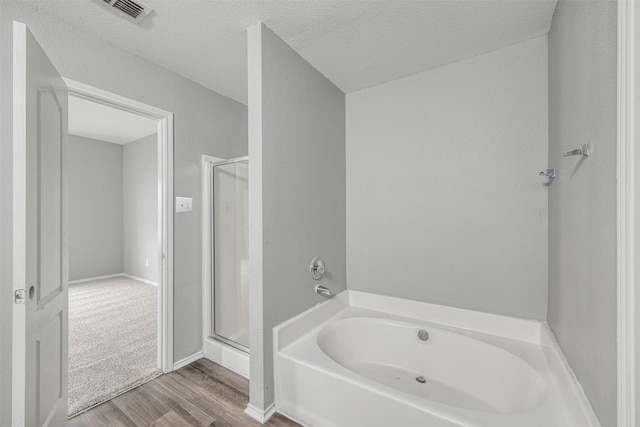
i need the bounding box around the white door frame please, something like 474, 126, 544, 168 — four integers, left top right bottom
617, 1, 638, 426
64, 78, 175, 373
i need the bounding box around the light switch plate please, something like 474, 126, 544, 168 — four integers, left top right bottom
176, 197, 193, 213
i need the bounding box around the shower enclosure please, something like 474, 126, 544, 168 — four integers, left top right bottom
209, 157, 249, 352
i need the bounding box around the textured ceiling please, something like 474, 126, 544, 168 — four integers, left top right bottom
21, 0, 557, 104
69, 96, 157, 144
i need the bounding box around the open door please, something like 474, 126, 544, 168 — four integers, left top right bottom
12, 21, 68, 427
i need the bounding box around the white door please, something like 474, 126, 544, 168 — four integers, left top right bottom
12, 21, 68, 427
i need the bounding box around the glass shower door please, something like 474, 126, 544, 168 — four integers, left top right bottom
211, 158, 249, 351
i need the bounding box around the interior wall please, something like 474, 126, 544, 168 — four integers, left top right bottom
247, 23, 346, 411
346, 36, 549, 320
547, 1, 618, 425
123, 134, 158, 283
0, 2, 247, 422
69, 133, 159, 284
68, 135, 123, 282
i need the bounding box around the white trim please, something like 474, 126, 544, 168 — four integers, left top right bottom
247, 23, 266, 413
12, 22, 28, 426
121, 273, 158, 287
203, 337, 250, 379
68, 273, 124, 285
244, 402, 276, 424
173, 351, 203, 370
67, 273, 124, 285
68, 273, 158, 286
201, 154, 224, 354
64, 78, 175, 374
202, 155, 211, 368
617, 1, 637, 426
159, 108, 175, 374
63, 78, 172, 119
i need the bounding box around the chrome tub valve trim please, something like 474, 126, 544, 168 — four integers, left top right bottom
309, 257, 325, 280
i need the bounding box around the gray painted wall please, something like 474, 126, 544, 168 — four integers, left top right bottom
69, 133, 158, 283
0, 2, 247, 423
247, 23, 346, 411
346, 36, 549, 320
68, 135, 123, 281
547, 1, 618, 426
123, 134, 158, 283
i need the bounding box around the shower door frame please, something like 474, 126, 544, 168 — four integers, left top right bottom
617, 1, 638, 426
201, 155, 250, 378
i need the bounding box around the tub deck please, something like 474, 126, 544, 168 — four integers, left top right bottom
274, 290, 600, 427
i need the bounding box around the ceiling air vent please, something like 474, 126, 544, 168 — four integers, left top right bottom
93, 0, 153, 24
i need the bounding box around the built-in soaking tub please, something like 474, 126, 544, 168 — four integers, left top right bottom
274, 291, 600, 427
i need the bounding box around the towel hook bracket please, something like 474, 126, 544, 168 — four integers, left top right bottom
563, 144, 591, 158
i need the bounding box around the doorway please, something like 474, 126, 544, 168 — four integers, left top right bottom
64, 79, 175, 416
66, 93, 159, 416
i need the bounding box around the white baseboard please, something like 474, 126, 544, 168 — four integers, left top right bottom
245, 402, 276, 424
203, 337, 249, 378
68, 273, 158, 287
68, 273, 124, 285
122, 273, 158, 286
173, 351, 204, 371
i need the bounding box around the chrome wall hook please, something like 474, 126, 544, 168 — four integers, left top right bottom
563, 144, 591, 157
539, 168, 556, 179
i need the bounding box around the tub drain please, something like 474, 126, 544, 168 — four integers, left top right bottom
416, 376, 426, 384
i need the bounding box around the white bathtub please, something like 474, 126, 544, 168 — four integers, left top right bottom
274, 291, 600, 427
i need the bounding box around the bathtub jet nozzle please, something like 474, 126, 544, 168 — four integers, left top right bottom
417, 329, 430, 342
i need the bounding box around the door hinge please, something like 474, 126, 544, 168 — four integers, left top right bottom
14, 289, 26, 304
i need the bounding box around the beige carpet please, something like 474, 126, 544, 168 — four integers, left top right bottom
68, 276, 161, 417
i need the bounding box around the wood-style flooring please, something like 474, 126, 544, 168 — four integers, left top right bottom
68, 358, 301, 427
